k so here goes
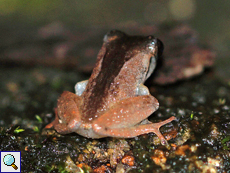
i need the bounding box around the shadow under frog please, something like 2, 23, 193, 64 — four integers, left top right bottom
46, 30, 176, 148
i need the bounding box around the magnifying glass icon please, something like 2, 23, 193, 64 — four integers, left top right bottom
3, 154, 18, 170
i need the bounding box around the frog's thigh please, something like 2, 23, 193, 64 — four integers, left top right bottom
52, 91, 82, 134
93, 95, 159, 130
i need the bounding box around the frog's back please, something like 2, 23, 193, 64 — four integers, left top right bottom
80, 30, 157, 122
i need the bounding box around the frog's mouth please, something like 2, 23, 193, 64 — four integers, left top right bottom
145, 38, 163, 80
145, 55, 157, 80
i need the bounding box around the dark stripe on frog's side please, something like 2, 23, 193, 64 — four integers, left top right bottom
81, 32, 153, 121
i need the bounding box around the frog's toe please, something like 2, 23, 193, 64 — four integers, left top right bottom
45, 122, 54, 129
160, 139, 171, 150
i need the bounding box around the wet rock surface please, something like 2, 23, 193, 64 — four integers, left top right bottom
1, 64, 229, 172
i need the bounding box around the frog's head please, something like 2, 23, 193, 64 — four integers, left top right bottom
101, 30, 164, 83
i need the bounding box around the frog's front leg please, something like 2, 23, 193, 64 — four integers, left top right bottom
45, 91, 82, 134
92, 95, 176, 146
75, 80, 88, 96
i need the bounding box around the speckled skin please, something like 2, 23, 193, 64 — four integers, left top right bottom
46, 30, 176, 146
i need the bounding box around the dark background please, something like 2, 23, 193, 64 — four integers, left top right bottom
0, 0, 229, 79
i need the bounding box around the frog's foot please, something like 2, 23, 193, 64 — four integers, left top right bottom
45, 91, 82, 134
45, 108, 59, 129
45, 108, 81, 134
93, 116, 176, 149
148, 116, 176, 149
44, 108, 73, 134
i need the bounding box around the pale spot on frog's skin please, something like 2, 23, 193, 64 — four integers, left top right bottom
148, 45, 155, 51
94, 124, 101, 130
72, 119, 78, 125
59, 119, 63, 123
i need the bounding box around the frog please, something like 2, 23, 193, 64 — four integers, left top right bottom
45, 30, 176, 147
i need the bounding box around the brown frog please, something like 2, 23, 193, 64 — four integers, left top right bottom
46, 30, 176, 147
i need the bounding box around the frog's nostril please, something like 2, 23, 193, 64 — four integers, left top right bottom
157, 39, 164, 57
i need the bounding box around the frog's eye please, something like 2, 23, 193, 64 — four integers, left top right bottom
147, 38, 157, 51
147, 38, 164, 58
103, 30, 126, 43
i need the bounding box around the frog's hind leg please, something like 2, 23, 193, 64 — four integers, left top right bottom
45, 91, 82, 134
92, 95, 176, 148
45, 108, 76, 134
94, 116, 175, 148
